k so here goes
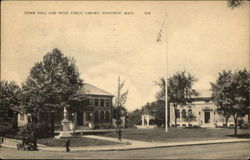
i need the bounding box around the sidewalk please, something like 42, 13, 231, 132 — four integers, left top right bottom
2, 136, 250, 152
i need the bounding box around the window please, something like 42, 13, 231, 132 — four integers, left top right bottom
100, 111, 104, 120
90, 99, 94, 106
94, 111, 99, 121
188, 109, 192, 115
86, 112, 92, 121
100, 99, 104, 107
175, 109, 180, 118
105, 99, 110, 107
105, 111, 110, 121
20, 113, 24, 120
182, 109, 186, 119
94, 99, 99, 106
28, 116, 32, 123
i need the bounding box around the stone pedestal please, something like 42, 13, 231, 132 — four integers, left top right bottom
55, 107, 73, 139
62, 119, 71, 131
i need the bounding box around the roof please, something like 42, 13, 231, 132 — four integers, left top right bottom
83, 83, 113, 97
196, 89, 212, 98
158, 89, 212, 102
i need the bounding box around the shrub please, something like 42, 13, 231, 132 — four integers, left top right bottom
237, 119, 249, 129
17, 123, 51, 139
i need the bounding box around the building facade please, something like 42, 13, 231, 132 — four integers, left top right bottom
18, 83, 114, 129
74, 83, 114, 129
169, 97, 249, 128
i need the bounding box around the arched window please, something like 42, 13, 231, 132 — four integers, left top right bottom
176, 109, 180, 118
94, 111, 99, 121
188, 109, 192, 115
182, 109, 186, 119
105, 111, 110, 121
100, 111, 104, 120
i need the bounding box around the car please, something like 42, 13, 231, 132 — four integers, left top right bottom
17, 136, 37, 151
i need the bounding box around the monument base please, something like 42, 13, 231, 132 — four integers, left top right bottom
54, 131, 73, 139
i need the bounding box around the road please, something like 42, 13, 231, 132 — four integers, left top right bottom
1, 142, 250, 159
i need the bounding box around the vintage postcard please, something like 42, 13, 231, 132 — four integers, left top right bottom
1, 1, 249, 159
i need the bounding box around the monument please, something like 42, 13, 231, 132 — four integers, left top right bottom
55, 107, 73, 138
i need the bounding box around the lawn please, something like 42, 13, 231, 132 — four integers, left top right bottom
101, 127, 250, 142
37, 137, 122, 147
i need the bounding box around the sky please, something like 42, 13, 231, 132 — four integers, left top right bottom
1, 1, 249, 111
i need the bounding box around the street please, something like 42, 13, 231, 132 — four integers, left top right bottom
1, 142, 250, 159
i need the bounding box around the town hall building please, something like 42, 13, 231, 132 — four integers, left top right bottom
18, 83, 114, 130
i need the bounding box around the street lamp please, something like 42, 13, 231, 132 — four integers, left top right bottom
88, 113, 94, 129
72, 113, 76, 134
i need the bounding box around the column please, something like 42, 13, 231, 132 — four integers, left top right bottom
146, 115, 149, 127
142, 115, 144, 126
171, 105, 176, 126
83, 112, 86, 125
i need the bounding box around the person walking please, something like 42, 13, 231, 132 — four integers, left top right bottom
0, 136, 4, 147
118, 127, 122, 142
65, 138, 70, 152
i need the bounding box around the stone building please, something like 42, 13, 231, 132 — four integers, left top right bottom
169, 90, 249, 127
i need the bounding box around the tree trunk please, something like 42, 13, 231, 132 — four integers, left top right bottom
167, 101, 170, 127
50, 112, 55, 136
13, 111, 18, 130
233, 115, 237, 135
174, 105, 177, 127
225, 117, 229, 127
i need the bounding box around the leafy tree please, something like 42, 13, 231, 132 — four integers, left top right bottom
228, 0, 245, 9
211, 69, 250, 135
21, 48, 84, 136
184, 111, 196, 127
113, 76, 128, 128
156, 71, 199, 127
216, 108, 231, 127
0, 81, 21, 136
126, 108, 143, 128
147, 100, 165, 127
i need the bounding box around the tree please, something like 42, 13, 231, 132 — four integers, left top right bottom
113, 76, 128, 128
156, 71, 199, 127
126, 109, 143, 128
211, 69, 250, 135
21, 48, 84, 136
0, 81, 21, 136
228, 0, 245, 9
146, 100, 165, 127
184, 111, 196, 127
216, 108, 231, 127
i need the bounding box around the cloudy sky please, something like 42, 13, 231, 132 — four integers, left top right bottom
1, 1, 249, 111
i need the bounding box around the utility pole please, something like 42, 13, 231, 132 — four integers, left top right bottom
165, 10, 168, 132
156, 10, 168, 132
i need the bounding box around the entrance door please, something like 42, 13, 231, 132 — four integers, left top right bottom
77, 112, 83, 126
204, 111, 210, 123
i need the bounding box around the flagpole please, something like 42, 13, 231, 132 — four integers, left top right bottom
165, 10, 168, 132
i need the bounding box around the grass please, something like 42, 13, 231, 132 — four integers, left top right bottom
100, 127, 250, 142
37, 137, 122, 147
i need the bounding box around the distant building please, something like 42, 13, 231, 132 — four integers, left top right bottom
78, 83, 114, 129
18, 83, 114, 129
169, 90, 249, 127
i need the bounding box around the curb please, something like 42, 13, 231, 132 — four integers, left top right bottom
2, 138, 250, 152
